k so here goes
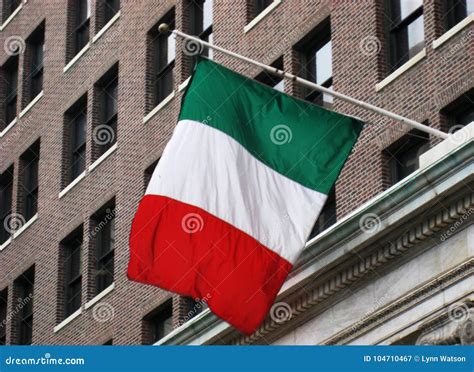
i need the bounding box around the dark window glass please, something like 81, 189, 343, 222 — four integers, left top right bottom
26, 25, 45, 103
19, 141, 40, 221
97, 69, 118, 156
63, 230, 82, 318
298, 20, 333, 107
14, 267, 34, 345
385, 131, 429, 186
103, 0, 120, 25
445, 0, 474, 30
93, 205, 115, 294
70, 109, 87, 182
0, 167, 14, 244
441, 89, 474, 132
255, 57, 284, 91
103, 339, 113, 345
254, 0, 273, 16
191, 0, 213, 58
143, 301, 173, 344
151, 11, 175, 106
309, 189, 336, 239
3, 0, 21, 21
3, 57, 19, 128
0, 288, 7, 345
144, 159, 159, 192
74, 0, 90, 55
387, 0, 424, 71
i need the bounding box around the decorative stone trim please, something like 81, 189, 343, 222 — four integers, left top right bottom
232, 192, 474, 345
324, 261, 473, 345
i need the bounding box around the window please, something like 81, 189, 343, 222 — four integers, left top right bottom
13, 266, 34, 345
2, 0, 21, 21
252, 0, 273, 19
1, 56, 19, 129
142, 300, 173, 344
149, 9, 175, 107
444, 0, 474, 30
91, 201, 115, 295
61, 228, 83, 318
71, 0, 90, 58
0, 166, 13, 245
255, 57, 284, 91
144, 159, 159, 192
309, 189, 336, 239
97, 0, 120, 29
18, 140, 40, 222
441, 88, 474, 132
94, 64, 118, 158
191, 0, 213, 58
103, 339, 113, 345
386, 0, 424, 71
63, 96, 87, 186
296, 19, 333, 107
384, 130, 429, 186
0, 288, 7, 345
25, 23, 45, 105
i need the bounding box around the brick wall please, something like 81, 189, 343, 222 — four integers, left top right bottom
0, 0, 472, 345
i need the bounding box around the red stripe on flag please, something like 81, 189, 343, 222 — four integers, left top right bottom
128, 194, 292, 335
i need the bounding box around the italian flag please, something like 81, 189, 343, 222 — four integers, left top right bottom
128, 58, 363, 335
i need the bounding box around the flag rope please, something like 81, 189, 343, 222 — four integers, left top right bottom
158, 23, 449, 140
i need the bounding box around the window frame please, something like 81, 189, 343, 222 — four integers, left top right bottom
102, 0, 120, 25
73, 0, 91, 55
296, 19, 333, 107
0, 167, 14, 245
386, 0, 424, 71
143, 300, 173, 344
70, 109, 87, 181
92, 203, 116, 295
4, 57, 19, 127
63, 232, 83, 318
3, 0, 21, 21
384, 130, 430, 186
14, 267, 34, 345
0, 288, 7, 345
19, 141, 40, 222
309, 188, 336, 239
151, 10, 175, 106
444, 0, 473, 30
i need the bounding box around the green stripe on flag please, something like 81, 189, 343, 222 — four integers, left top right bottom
179, 58, 363, 194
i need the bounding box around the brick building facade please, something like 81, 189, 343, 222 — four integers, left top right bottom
0, 0, 472, 345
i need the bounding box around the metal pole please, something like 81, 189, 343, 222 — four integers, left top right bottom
159, 24, 449, 140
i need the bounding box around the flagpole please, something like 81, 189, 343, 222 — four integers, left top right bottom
159, 24, 449, 140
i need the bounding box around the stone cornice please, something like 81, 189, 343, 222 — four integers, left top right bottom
158, 140, 473, 345
323, 261, 473, 345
